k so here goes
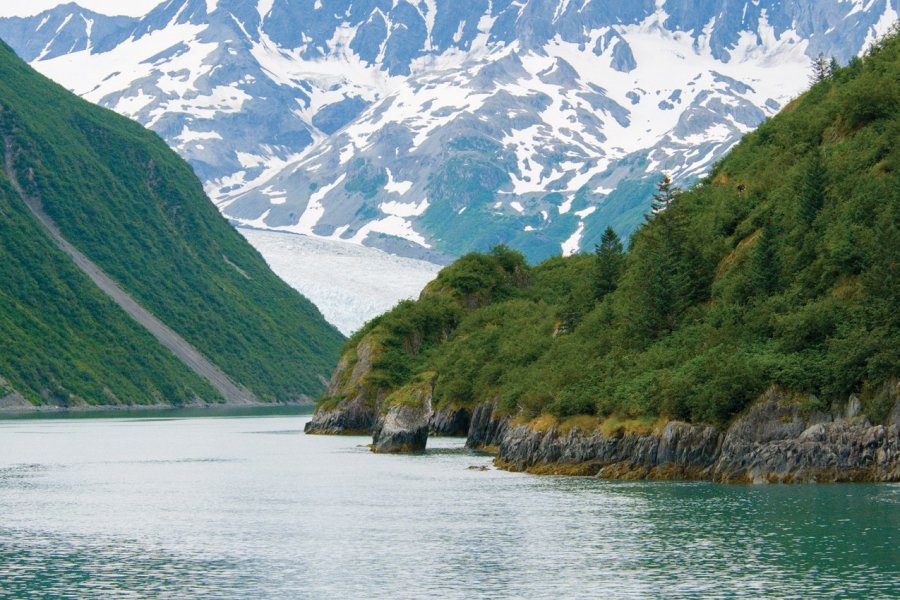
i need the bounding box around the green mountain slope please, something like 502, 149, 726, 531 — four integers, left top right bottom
0, 40, 343, 408
319, 29, 899, 427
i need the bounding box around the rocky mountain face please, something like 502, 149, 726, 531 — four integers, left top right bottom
1, 0, 896, 261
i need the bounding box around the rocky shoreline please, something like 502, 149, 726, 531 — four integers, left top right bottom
485, 390, 900, 483
306, 382, 900, 483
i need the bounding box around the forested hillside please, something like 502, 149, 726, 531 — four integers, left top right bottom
0, 40, 343, 408
318, 29, 899, 428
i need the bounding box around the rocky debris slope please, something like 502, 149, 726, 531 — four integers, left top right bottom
0, 376, 28, 410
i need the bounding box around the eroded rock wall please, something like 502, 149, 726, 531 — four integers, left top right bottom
474, 386, 900, 483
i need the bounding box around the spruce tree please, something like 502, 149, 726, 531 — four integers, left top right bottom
749, 226, 778, 296
799, 152, 827, 225
650, 174, 679, 218
594, 226, 624, 299
811, 53, 833, 83
829, 56, 840, 77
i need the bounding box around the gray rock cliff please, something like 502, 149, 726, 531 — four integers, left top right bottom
372, 401, 432, 454
429, 405, 471, 437
471, 386, 900, 483
304, 337, 381, 435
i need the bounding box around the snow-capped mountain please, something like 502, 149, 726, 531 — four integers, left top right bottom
1, 0, 896, 262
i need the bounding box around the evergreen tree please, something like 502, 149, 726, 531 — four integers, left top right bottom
829, 56, 841, 76
627, 221, 690, 339
594, 226, 624, 299
799, 152, 827, 225
650, 174, 679, 218
749, 225, 778, 296
811, 53, 833, 83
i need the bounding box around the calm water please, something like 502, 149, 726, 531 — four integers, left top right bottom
1, 412, 897, 599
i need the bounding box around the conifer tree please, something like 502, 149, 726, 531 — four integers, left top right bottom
749, 225, 778, 296
799, 152, 827, 225
811, 53, 833, 83
594, 226, 624, 299
650, 174, 679, 218
829, 56, 841, 76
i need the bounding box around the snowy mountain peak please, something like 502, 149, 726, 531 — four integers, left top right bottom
1, 0, 896, 261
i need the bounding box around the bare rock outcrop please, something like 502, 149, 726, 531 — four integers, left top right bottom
372, 379, 434, 453
429, 405, 471, 436
305, 337, 382, 435
0, 377, 29, 410
474, 386, 900, 483
495, 419, 720, 478
466, 401, 510, 450
712, 388, 900, 483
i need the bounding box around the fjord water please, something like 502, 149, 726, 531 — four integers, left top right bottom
1, 413, 897, 598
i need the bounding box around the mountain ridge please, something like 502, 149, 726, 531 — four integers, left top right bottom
1, 0, 895, 262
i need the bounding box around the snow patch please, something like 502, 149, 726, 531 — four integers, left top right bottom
292, 174, 346, 235
561, 222, 585, 256
380, 197, 429, 217
384, 168, 414, 195
175, 126, 223, 144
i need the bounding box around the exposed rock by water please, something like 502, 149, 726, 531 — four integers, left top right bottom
714, 388, 900, 483
429, 405, 471, 436
496, 418, 720, 479
305, 337, 382, 435
372, 385, 432, 454
308, 367, 900, 483
372, 403, 431, 453
466, 402, 510, 451
0, 377, 28, 409
476, 386, 900, 483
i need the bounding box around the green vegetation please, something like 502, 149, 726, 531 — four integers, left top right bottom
321, 30, 900, 426
0, 173, 222, 407
0, 41, 343, 406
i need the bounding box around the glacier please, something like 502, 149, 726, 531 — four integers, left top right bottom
239, 227, 440, 335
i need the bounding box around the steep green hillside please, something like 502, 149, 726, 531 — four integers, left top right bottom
322, 29, 899, 426
0, 173, 223, 407
0, 40, 343, 407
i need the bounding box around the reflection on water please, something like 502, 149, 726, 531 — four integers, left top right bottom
0, 414, 897, 598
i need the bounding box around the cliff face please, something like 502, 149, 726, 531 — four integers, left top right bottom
713, 390, 900, 483
466, 402, 511, 451
485, 385, 900, 483
307, 366, 900, 482
304, 337, 382, 435
373, 396, 432, 454
430, 405, 472, 437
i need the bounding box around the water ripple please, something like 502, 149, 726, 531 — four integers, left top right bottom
0, 417, 897, 598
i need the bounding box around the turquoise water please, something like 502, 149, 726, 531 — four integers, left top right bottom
1, 412, 897, 598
